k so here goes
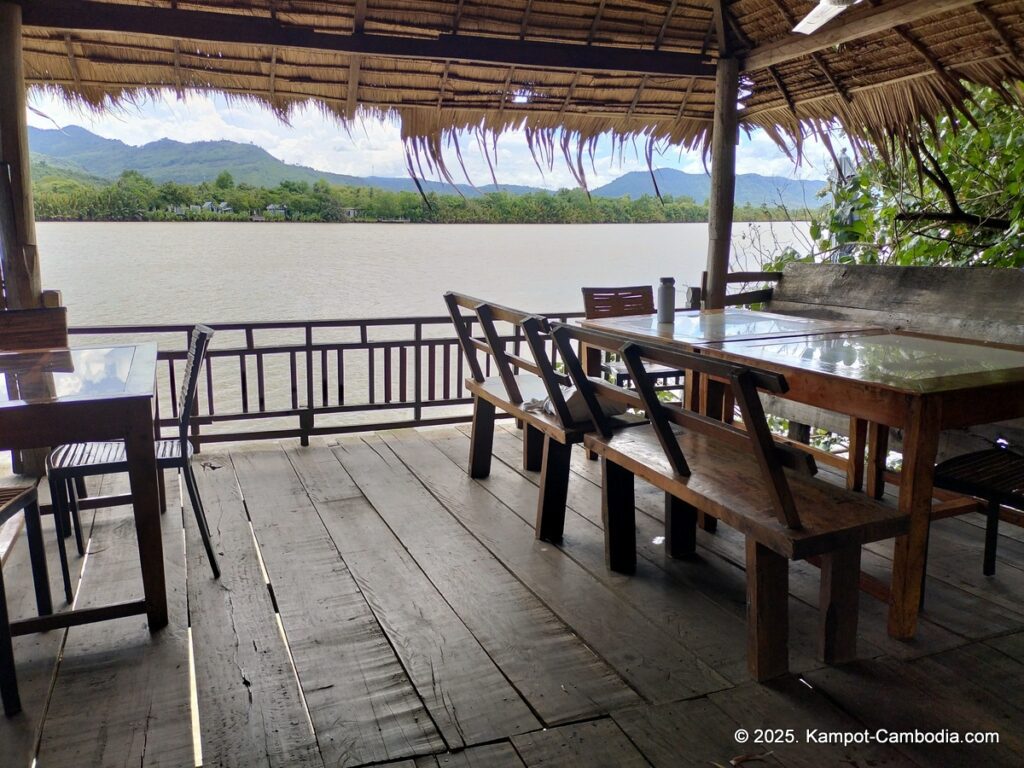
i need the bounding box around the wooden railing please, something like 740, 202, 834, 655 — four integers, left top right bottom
69, 313, 583, 448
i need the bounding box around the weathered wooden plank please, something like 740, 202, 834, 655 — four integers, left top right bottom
414, 742, 526, 767
231, 449, 444, 767
612, 698, 784, 768
807, 656, 1024, 765
332, 436, 642, 722
511, 718, 649, 768
186, 457, 323, 768
285, 445, 541, 748
710, 678, 916, 767
36, 472, 193, 767
375, 431, 730, 702
286, 443, 362, 503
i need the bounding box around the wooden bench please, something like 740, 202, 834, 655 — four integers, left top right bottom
552, 323, 909, 681
444, 292, 643, 542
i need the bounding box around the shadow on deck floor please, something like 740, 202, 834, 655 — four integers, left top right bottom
3, 424, 1024, 767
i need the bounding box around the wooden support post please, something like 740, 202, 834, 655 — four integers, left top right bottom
846, 417, 867, 492
746, 538, 789, 681
866, 422, 889, 500
704, 56, 739, 310
0, 2, 43, 309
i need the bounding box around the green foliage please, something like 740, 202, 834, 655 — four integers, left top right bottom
32, 165, 806, 224
790, 86, 1024, 269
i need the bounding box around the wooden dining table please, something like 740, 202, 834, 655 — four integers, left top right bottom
0, 343, 167, 633
581, 309, 1024, 640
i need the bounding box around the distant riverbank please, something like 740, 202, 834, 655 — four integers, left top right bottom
34, 165, 818, 226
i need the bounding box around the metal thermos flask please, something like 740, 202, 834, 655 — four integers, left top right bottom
657, 277, 675, 324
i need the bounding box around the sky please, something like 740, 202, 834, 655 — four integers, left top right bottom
27, 89, 835, 189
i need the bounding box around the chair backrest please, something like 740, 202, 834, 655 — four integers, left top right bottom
177, 325, 214, 444
444, 292, 579, 427
552, 322, 813, 529
582, 286, 655, 319
698, 271, 783, 309
0, 307, 68, 350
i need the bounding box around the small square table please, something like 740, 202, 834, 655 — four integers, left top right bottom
0, 343, 167, 633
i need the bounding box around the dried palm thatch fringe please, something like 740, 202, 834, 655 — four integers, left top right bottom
22, 0, 1024, 189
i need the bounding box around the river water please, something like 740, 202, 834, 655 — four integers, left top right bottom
36, 221, 809, 325
33, 221, 809, 436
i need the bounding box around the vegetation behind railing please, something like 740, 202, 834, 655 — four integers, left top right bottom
69, 312, 584, 448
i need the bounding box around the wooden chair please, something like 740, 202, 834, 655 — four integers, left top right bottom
1, 483, 54, 717
933, 445, 1024, 576
47, 325, 220, 601
554, 324, 909, 680
444, 292, 643, 541
581, 285, 688, 389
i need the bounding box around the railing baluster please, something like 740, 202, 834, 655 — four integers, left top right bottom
443, 341, 451, 399
321, 348, 328, 406
206, 355, 215, 415
290, 351, 299, 409
256, 352, 266, 412
399, 346, 407, 403
384, 345, 393, 403
367, 347, 375, 404
428, 341, 436, 401
168, 358, 178, 417
337, 349, 345, 405
239, 353, 249, 413
414, 323, 422, 420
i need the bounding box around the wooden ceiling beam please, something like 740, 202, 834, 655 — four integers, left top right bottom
587, 0, 608, 45
975, 3, 1021, 59
744, 0, 981, 72
21, 0, 716, 78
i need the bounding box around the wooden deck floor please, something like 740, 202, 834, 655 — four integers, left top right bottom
4, 424, 1024, 767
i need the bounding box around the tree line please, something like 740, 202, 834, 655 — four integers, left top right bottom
32, 166, 810, 224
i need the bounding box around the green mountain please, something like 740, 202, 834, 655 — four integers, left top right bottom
28, 125, 826, 207
591, 169, 826, 208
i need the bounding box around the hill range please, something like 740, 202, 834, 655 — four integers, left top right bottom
29, 125, 826, 208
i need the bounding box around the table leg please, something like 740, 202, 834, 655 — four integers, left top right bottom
866, 423, 890, 500
846, 417, 867, 492
123, 401, 168, 631
888, 396, 940, 640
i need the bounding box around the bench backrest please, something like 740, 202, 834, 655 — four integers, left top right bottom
582, 286, 655, 319
444, 292, 576, 427
0, 307, 68, 350
553, 323, 816, 529
766, 263, 1024, 345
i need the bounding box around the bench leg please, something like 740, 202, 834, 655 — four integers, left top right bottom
984, 498, 1000, 577
469, 397, 496, 479
23, 499, 53, 617
746, 539, 789, 681
523, 424, 544, 472
602, 459, 636, 573
0, 566, 21, 717
535, 436, 571, 544
818, 545, 861, 665
665, 494, 697, 559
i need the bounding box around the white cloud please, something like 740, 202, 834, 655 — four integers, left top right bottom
28, 88, 833, 189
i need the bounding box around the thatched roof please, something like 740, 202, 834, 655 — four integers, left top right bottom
19, 0, 1024, 177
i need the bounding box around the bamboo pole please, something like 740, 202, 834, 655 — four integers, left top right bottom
0, 1, 42, 310
704, 56, 738, 310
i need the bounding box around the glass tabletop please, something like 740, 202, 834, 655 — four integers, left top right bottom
709, 333, 1024, 394
581, 308, 878, 346
0, 344, 156, 406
